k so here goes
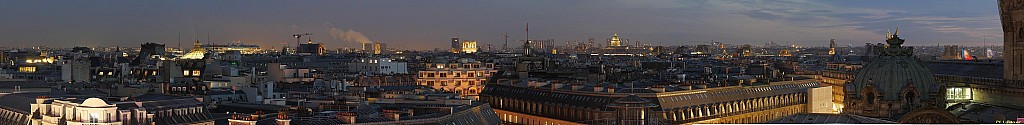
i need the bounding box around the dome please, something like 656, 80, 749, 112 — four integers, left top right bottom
81, 98, 111, 107
180, 41, 207, 60
848, 32, 939, 102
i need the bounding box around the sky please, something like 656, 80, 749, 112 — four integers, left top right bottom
0, 0, 1003, 50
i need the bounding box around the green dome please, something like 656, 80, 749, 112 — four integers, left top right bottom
847, 34, 940, 103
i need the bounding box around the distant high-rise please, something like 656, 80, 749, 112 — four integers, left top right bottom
298, 42, 326, 55
461, 40, 477, 53
828, 39, 836, 55
373, 42, 386, 55
451, 37, 461, 53
1000, 0, 1024, 80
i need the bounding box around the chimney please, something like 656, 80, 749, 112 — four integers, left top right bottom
337, 112, 357, 124
551, 82, 564, 90
383, 110, 401, 121
35, 96, 46, 104
571, 83, 583, 90
650, 85, 666, 93
694, 84, 707, 89
276, 110, 291, 125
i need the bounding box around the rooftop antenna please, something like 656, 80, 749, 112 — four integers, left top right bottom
177, 32, 181, 50
502, 32, 509, 52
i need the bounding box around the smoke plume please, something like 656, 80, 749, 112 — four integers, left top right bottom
329, 28, 371, 44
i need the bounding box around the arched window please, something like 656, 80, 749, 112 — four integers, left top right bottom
865, 91, 876, 104
905, 91, 916, 106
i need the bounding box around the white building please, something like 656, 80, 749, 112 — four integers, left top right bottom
348, 58, 407, 75
267, 63, 315, 83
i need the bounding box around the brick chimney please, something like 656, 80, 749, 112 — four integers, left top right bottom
276, 110, 291, 125
650, 85, 666, 93
337, 112, 357, 124
694, 84, 707, 89
571, 83, 583, 90
383, 109, 401, 121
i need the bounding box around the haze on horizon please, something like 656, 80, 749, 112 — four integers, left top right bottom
0, 0, 1003, 50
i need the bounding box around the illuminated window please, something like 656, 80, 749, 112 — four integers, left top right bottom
192, 70, 201, 76
18, 67, 36, 73
946, 87, 972, 100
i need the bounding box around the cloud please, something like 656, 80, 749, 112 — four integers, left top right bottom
329, 28, 372, 44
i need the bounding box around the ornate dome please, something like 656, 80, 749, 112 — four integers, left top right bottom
845, 30, 944, 118
849, 31, 939, 101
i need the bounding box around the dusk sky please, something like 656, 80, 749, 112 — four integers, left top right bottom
0, 0, 1003, 50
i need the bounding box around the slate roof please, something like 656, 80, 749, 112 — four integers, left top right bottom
770, 113, 895, 124
948, 102, 1024, 123
924, 61, 1004, 79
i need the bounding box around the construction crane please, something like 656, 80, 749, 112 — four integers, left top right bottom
293, 33, 313, 50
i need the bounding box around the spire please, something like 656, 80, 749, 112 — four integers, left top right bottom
194, 40, 202, 49
886, 29, 891, 39
894, 27, 900, 36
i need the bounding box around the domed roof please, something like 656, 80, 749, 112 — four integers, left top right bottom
180, 41, 207, 60
81, 98, 111, 107
849, 32, 939, 101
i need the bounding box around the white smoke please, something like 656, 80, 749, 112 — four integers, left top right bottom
329, 28, 372, 44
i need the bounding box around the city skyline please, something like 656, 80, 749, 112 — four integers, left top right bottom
0, 0, 1003, 50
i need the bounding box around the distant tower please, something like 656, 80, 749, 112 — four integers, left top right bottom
828, 39, 837, 55
524, 23, 532, 56
1001, 0, 1024, 80
588, 37, 595, 49
451, 37, 461, 53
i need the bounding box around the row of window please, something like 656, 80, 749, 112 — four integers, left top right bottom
422, 80, 483, 86
427, 63, 495, 69
419, 71, 494, 78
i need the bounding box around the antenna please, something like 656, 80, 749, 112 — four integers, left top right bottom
194, 22, 200, 42
177, 32, 181, 49
502, 32, 509, 52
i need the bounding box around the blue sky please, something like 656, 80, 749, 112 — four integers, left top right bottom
0, 0, 1002, 50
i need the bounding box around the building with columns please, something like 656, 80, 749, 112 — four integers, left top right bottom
0, 92, 216, 125
480, 78, 829, 124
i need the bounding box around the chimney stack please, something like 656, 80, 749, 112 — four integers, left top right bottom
571, 83, 583, 90
337, 112, 357, 124
383, 110, 401, 121
650, 85, 666, 93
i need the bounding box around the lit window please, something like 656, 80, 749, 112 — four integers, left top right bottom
946, 87, 972, 100
18, 67, 36, 73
